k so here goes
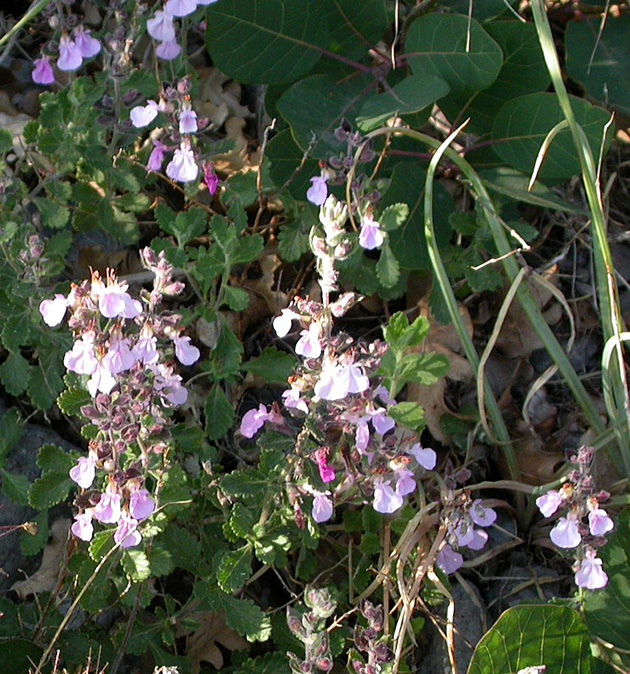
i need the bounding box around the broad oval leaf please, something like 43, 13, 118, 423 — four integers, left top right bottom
205, 0, 328, 84
324, 0, 387, 61
468, 605, 592, 674
491, 93, 612, 181
405, 14, 503, 95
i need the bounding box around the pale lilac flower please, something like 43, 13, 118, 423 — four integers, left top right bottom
588, 508, 614, 536
356, 422, 370, 452
282, 387, 309, 414
273, 308, 300, 337
395, 467, 416, 496
196, 0, 219, 4
130, 101, 160, 128
453, 521, 474, 547
152, 364, 188, 406
87, 364, 117, 397
69, 456, 96, 489
536, 489, 564, 518
64, 336, 97, 375
240, 404, 269, 438
179, 108, 198, 134
550, 513, 581, 549
312, 491, 333, 523
147, 10, 176, 42
132, 330, 159, 364
315, 362, 370, 401
165, 0, 197, 16
358, 215, 384, 250
57, 35, 83, 71
73, 26, 101, 58
174, 335, 200, 365
102, 336, 136, 374
32, 57, 54, 85
114, 515, 142, 548
295, 324, 322, 359
437, 544, 464, 574
467, 528, 489, 551
375, 385, 396, 406
408, 443, 437, 471
156, 40, 181, 60
166, 142, 198, 182
71, 511, 93, 542
470, 500, 497, 527
98, 283, 142, 319
129, 489, 155, 520
147, 139, 168, 172
94, 490, 122, 524
40, 294, 67, 326
575, 549, 608, 590
373, 478, 403, 514
307, 175, 328, 206
366, 408, 395, 436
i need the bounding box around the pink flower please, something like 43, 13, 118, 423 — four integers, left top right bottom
295, 324, 321, 359
165, 0, 197, 16
69, 456, 96, 489
174, 335, 200, 365
312, 491, 333, 523
57, 35, 83, 71
130, 101, 160, 128
156, 39, 181, 60
358, 215, 384, 250
437, 544, 464, 574
32, 57, 54, 85
373, 478, 403, 514
536, 489, 564, 518
97, 282, 142, 319
129, 489, 155, 520
114, 515, 142, 548
355, 422, 370, 452
64, 336, 98, 375
550, 513, 581, 549
408, 443, 436, 471
575, 549, 608, 590
87, 364, 117, 397
196, 0, 219, 4
273, 308, 299, 337
203, 162, 219, 194
166, 142, 198, 182
73, 26, 101, 58
470, 499, 497, 527
179, 108, 198, 134
307, 175, 328, 206
147, 10, 176, 42
314, 449, 335, 484
94, 490, 122, 524
282, 387, 309, 414
71, 511, 94, 542
147, 139, 168, 172
588, 508, 614, 536
395, 467, 416, 496
315, 362, 370, 401
152, 364, 188, 406
103, 336, 136, 374
240, 404, 269, 438
369, 408, 395, 436
40, 294, 67, 326
132, 330, 159, 364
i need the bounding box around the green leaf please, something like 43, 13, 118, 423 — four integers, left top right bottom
32, 198, 70, 229
57, 388, 92, 417
266, 129, 319, 199
357, 74, 449, 131
375, 242, 400, 288
0, 468, 30, 505
155, 204, 206, 247
0, 351, 30, 396
0, 640, 45, 674
566, 15, 630, 116
323, 0, 387, 61
406, 14, 503, 96
468, 605, 591, 674
206, 0, 327, 84
395, 352, 449, 386
28, 471, 72, 509
491, 93, 612, 181
89, 530, 114, 561
162, 526, 203, 574
27, 362, 64, 411
37, 444, 74, 474
121, 549, 151, 582
222, 285, 249, 311
0, 128, 12, 153
242, 347, 295, 384
217, 545, 253, 593
20, 509, 49, 557
383, 312, 430, 350
221, 469, 268, 498
379, 203, 409, 231
231, 233, 264, 264
0, 408, 23, 462
277, 217, 311, 261
440, 0, 517, 21
387, 402, 425, 432
204, 383, 235, 441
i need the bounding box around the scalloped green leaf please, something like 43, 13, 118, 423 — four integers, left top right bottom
204, 383, 235, 441
28, 471, 72, 509
217, 545, 253, 593
121, 549, 151, 582
242, 347, 296, 384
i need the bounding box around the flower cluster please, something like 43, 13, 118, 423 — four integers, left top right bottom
350, 600, 393, 674
129, 76, 218, 188
536, 445, 613, 590
40, 249, 200, 548
437, 493, 497, 575
240, 195, 436, 523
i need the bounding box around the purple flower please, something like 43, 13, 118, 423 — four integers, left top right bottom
174, 335, 200, 365
315, 362, 370, 401
32, 57, 54, 85
536, 489, 564, 518
373, 478, 403, 514
203, 162, 220, 195
147, 10, 176, 42
395, 467, 416, 497
575, 549, 608, 590
467, 528, 489, 551
408, 443, 436, 471
307, 175, 328, 206
240, 404, 269, 438
114, 515, 142, 548
453, 520, 474, 547
156, 40, 181, 60
355, 422, 370, 452
94, 490, 122, 524
64, 336, 98, 375
312, 491, 333, 523
369, 408, 395, 436
40, 294, 67, 326
273, 308, 300, 337
437, 544, 464, 574
358, 215, 384, 250
129, 489, 155, 520
295, 324, 321, 359
71, 511, 94, 542
166, 142, 198, 182
97, 283, 142, 319
133, 330, 159, 364
130, 101, 160, 128
147, 139, 168, 172
196, 0, 219, 4
179, 108, 198, 134
282, 387, 309, 414
315, 449, 335, 484
165, 0, 197, 16
69, 456, 96, 489
151, 363, 189, 406
73, 26, 101, 58
103, 336, 137, 374
588, 507, 614, 536
550, 513, 581, 549
470, 499, 497, 527
57, 35, 83, 72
